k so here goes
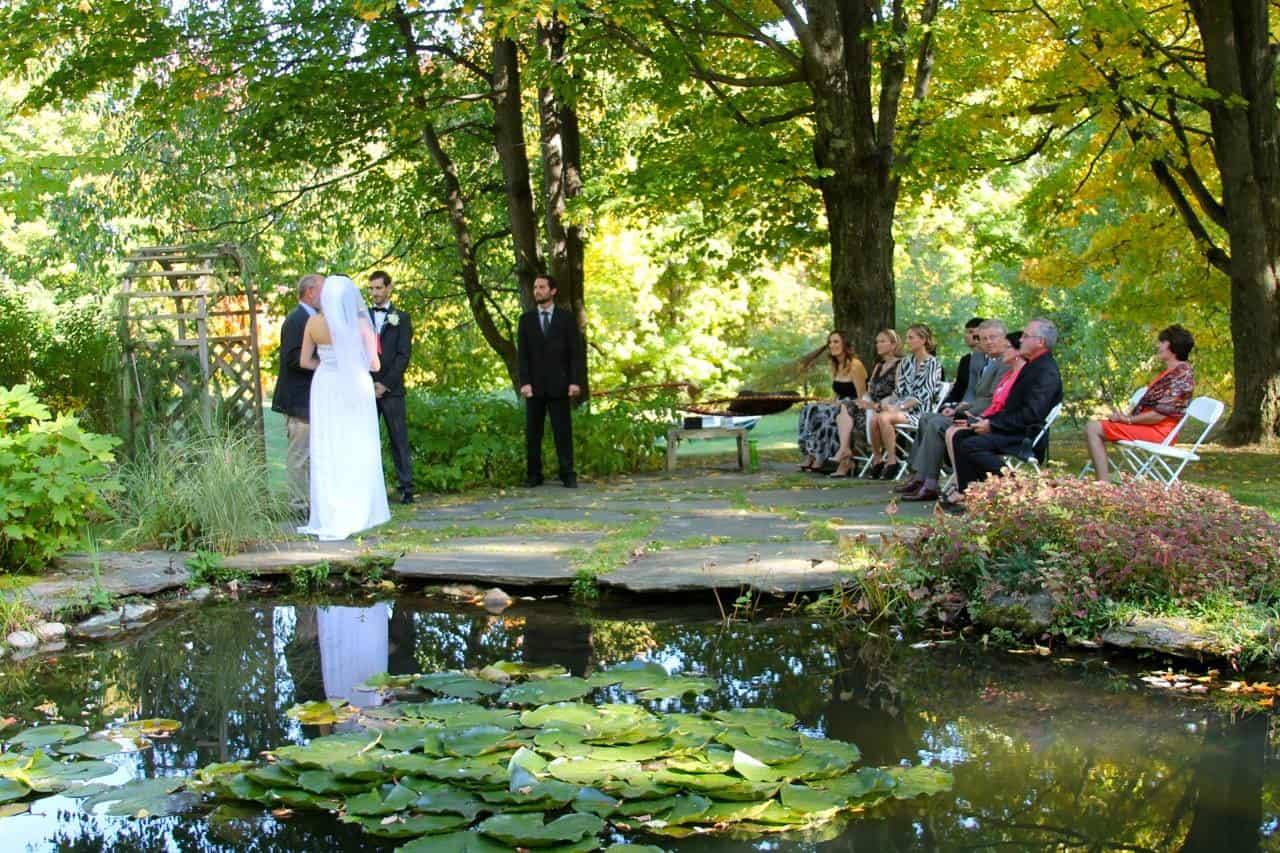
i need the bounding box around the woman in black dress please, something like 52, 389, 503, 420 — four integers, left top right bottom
797, 331, 868, 471
829, 330, 903, 477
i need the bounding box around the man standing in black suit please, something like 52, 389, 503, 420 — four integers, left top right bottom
518, 274, 584, 488
271, 273, 324, 514
950, 317, 1063, 501
368, 270, 415, 504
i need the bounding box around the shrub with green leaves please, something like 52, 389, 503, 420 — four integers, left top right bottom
402, 391, 673, 492
0, 384, 119, 572
903, 474, 1280, 629
116, 423, 286, 554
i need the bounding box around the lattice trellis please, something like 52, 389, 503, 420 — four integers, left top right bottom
118, 244, 264, 450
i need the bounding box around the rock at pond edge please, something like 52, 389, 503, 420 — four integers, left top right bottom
6, 630, 37, 651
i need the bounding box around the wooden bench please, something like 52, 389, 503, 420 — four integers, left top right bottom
665, 426, 749, 473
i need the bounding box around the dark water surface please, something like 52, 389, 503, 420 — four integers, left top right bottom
0, 594, 1275, 851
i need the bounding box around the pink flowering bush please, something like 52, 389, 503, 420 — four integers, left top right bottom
902, 474, 1280, 627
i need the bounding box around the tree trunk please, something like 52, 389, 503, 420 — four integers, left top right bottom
538, 19, 590, 394
1190, 0, 1280, 443
492, 35, 543, 313
802, 0, 902, 363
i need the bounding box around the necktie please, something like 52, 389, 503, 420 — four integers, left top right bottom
540, 310, 551, 333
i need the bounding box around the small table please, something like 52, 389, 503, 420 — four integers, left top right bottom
665, 426, 749, 473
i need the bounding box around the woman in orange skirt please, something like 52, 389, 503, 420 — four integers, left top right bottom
1084, 324, 1196, 481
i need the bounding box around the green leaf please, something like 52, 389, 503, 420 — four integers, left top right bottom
286, 700, 356, 726
0, 777, 31, 803
343, 811, 470, 838
6, 724, 88, 749
414, 673, 504, 701
396, 831, 510, 853
498, 677, 595, 706
887, 764, 954, 798
80, 778, 196, 817
58, 740, 125, 759
477, 811, 605, 847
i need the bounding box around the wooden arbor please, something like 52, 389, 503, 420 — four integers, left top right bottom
118, 244, 264, 449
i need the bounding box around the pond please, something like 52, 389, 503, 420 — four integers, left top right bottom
0, 593, 1275, 851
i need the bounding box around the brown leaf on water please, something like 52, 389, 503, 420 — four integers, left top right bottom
884, 498, 899, 517
271, 808, 293, 818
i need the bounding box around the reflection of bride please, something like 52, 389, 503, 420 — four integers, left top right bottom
298, 275, 391, 540
317, 604, 390, 709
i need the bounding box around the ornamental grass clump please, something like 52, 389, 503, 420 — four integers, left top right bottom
117, 423, 286, 554
905, 474, 1280, 625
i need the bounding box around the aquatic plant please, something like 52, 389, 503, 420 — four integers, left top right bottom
0, 662, 952, 848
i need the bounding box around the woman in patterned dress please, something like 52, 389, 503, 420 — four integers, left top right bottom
828, 330, 903, 477
797, 331, 869, 471
864, 324, 942, 479
1083, 325, 1196, 482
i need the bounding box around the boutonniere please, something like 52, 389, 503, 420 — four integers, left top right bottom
386, 312, 400, 327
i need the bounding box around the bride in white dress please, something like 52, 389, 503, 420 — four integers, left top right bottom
297, 275, 391, 540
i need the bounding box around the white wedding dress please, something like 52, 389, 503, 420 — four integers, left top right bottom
299, 276, 391, 541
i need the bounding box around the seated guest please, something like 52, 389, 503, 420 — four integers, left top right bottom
1083, 324, 1195, 482
865, 323, 942, 479
946, 318, 1062, 508
829, 330, 902, 477
899, 321, 1012, 501
797, 331, 868, 472
941, 331, 1025, 492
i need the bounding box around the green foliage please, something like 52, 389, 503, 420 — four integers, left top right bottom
902, 474, 1280, 634
186, 550, 246, 587
36, 296, 120, 434
0, 280, 44, 390
115, 423, 286, 554
0, 384, 119, 573
401, 391, 672, 493
289, 562, 331, 593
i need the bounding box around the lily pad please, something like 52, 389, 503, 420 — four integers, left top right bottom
6, 724, 88, 750
414, 673, 504, 701
886, 764, 954, 799
653, 769, 780, 801
438, 725, 527, 758
296, 769, 369, 795
0, 777, 31, 803
546, 757, 642, 785
477, 811, 605, 847
396, 831, 512, 853
274, 732, 381, 768
344, 811, 470, 838
714, 730, 803, 765
344, 783, 420, 816
710, 708, 796, 730
0, 802, 30, 818
811, 766, 897, 803
491, 661, 569, 680
400, 778, 486, 820
359, 672, 419, 690
403, 702, 521, 730
498, 677, 595, 706
58, 740, 125, 759
287, 700, 357, 726
81, 777, 196, 818
9, 751, 116, 792
781, 783, 848, 816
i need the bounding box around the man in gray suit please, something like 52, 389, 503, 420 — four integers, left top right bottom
897, 319, 1010, 501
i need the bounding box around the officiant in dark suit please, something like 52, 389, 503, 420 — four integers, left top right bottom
368, 270, 415, 504
518, 274, 584, 488
271, 273, 324, 514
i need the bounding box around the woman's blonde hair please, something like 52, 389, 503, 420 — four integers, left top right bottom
906, 323, 937, 355
876, 328, 903, 359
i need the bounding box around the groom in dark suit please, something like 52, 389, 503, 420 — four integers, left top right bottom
368, 270, 415, 504
518, 274, 584, 488
271, 273, 324, 514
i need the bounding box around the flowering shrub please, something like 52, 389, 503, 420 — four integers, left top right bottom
0, 385, 119, 572
902, 473, 1280, 627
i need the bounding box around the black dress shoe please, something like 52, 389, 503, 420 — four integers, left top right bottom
523, 476, 544, 488
901, 485, 940, 502
562, 474, 578, 488
879, 464, 899, 480
894, 478, 923, 494
400, 491, 415, 505
864, 462, 884, 479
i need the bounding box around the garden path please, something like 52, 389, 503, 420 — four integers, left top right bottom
24, 461, 926, 618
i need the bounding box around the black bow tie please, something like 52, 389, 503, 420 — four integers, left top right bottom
373, 307, 388, 314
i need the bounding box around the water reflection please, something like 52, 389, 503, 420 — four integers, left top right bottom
317, 603, 390, 709
0, 595, 1274, 851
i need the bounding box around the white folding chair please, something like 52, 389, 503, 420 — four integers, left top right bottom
1117, 397, 1224, 489
1080, 387, 1159, 478
885, 381, 951, 480
1003, 402, 1063, 473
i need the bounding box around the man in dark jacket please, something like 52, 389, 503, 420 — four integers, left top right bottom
951, 317, 1063, 497
271, 273, 324, 513
368, 270, 415, 504
518, 274, 585, 488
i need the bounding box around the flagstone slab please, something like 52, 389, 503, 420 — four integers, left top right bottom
743, 487, 885, 509
221, 541, 388, 574
602, 542, 845, 594
390, 534, 601, 586
652, 512, 811, 543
